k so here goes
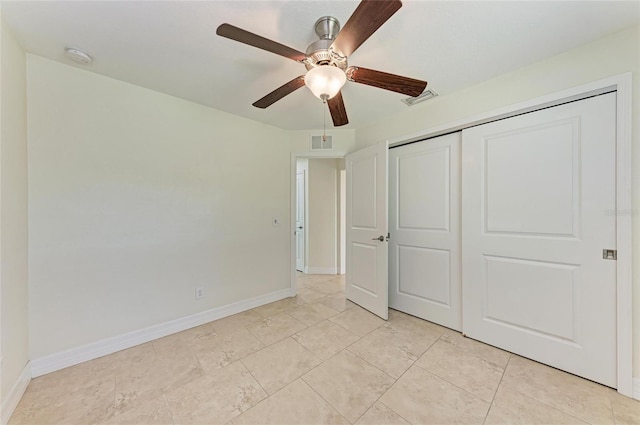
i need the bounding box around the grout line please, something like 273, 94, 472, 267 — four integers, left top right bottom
239, 358, 270, 396
351, 347, 420, 425
378, 400, 413, 425
230, 362, 275, 423
300, 375, 352, 423
482, 354, 511, 425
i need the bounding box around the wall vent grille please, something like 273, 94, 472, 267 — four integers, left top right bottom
311, 135, 333, 150
401, 88, 438, 106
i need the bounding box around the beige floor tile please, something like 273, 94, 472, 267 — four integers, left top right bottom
166, 361, 267, 425
91, 343, 157, 375
252, 298, 297, 317
62, 343, 155, 382
190, 327, 264, 372
231, 379, 349, 425
484, 385, 588, 425
320, 292, 356, 312
382, 314, 447, 348
308, 278, 345, 295
289, 302, 340, 326
299, 274, 336, 285
500, 355, 616, 425
103, 395, 174, 425
354, 402, 410, 425
415, 337, 506, 401
151, 324, 217, 353
246, 313, 307, 346
210, 310, 263, 334
348, 328, 420, 379
380, 365, 490, 425
439, 332, 510, 368
303, 350, 395, 423
610, 393, 640, 425
13, 281, 628, 425
329, 307, 385, 337
241, 337, 322, 394
115, 346, 203, 409
292, 320, 360, 360
292, 288, 327, 305
8, 373, 116, 425
388, 308, 404, 319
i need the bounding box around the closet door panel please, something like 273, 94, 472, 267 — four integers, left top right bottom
389, 132, 461, 330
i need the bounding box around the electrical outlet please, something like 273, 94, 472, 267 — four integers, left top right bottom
195, 287, 205, 300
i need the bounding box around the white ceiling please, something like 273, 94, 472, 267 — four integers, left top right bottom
3, 1, 639, 130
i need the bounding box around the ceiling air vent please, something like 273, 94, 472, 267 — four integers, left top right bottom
401, 88, 438, 106
311, 135, 333, 150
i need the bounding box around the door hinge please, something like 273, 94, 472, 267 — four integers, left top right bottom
602, 249, 617, 260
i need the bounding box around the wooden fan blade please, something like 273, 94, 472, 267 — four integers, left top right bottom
331, 0, 402, 57
347, 66, 427, 97
217, 24, 307, 62
252, 76, 306, 109
327, 91, 349, 126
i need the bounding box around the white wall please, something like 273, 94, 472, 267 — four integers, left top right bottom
27, 56, 291, 360
356, 25, 640, 380
0, 16, 29, 414
307, 159, 339, 273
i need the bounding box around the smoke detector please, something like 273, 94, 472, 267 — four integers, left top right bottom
65, 48, 93, 65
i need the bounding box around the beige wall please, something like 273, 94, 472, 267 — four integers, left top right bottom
27, 56, 291, 359
0, 18, 29, 408
356, 25, 640, 380
307, 158, 339, 273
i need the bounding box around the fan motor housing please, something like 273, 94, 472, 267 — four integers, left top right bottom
305, 16, 348, 71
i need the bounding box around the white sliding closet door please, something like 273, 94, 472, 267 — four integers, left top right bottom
389, 133, 461, 330
461, 93, 617, 387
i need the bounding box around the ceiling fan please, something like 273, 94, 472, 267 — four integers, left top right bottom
216, 0, 427, 127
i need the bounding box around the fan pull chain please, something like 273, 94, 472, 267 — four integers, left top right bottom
322, 101, 327, 142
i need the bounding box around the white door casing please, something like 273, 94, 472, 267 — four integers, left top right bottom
296, 170, 306, 272
461, 93, 617, 387
389, 132, 461, 330
346, 142, 389, 320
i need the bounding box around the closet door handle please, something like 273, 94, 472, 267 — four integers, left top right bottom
371, 235, 385, 242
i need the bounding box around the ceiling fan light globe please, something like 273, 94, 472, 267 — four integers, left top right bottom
304, 66, 346, 101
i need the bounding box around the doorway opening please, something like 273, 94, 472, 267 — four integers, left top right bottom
290, 153, 347, 296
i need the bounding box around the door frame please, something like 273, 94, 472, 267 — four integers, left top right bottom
289, 151, 347, 296
385, 73, 633, 397
295, 168, 306, 272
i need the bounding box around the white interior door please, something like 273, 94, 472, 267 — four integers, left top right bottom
462, 93, 617, 387
389, 133, 461, 330
346, 142, 388, 319
296, 170, 306, 272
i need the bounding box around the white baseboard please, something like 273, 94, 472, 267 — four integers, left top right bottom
633, 377, 640, 400
30, 288, 290, 378
1, 362, 31, 425
306, 267, 337, 275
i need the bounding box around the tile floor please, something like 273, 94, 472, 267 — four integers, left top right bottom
9, 274, 639, 425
